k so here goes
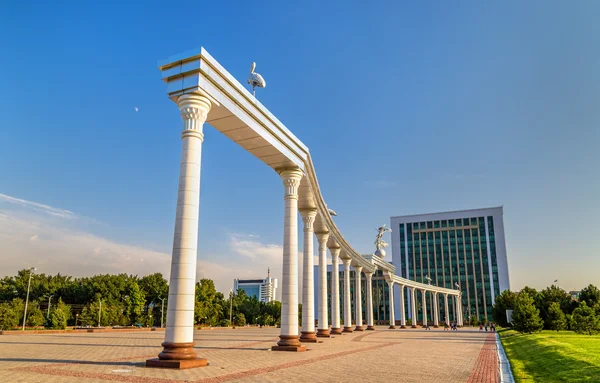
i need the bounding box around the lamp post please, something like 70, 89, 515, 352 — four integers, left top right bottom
75, 313, 79, 327
22, 267, 36, 331
159, 297, 166, 328
229, 289, 233, 326
47, 294, 53, 320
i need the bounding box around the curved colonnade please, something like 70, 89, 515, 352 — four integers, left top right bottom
146, 48, 463, 368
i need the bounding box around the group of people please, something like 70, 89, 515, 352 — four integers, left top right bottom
442, 321, 459, 331
479, 322, 496, 332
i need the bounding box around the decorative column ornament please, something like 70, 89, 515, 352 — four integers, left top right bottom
272, 168, 305, 352
410, 287, 417, 328
422, 290, 428, 328
299, 209, 318, 343
329, 247, 342, 334
342, 257, 353, 333
444, 294, 450, 326
433, 292, 439, 327
354, 265, 364, 331
316, 231, 330, 338
365, 271, 375, 330
387, 280, 395, 329
458, 294, 464, 326
399, 284, 407, 329
147, 93, 212, 369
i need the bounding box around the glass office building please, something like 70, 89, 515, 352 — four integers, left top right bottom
233, 270, 278, 303
391, 207, 510, 323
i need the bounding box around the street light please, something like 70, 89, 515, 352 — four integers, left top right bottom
229, 289, 233, 326
159, 297, 166, 328
22, 267, 36, 331
46, 294, 53, 320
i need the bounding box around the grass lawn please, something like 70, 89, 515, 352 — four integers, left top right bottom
499, 329, 600, 382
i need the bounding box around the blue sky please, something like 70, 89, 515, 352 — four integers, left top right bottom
1, 1, 598, 294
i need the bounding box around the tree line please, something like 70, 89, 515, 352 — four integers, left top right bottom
0, 270, 281, 330
492, 284, 600, 335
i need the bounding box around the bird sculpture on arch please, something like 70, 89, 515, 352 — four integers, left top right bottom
247, 62, 266, 97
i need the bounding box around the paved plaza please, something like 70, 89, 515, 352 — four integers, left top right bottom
0, 327, 498, 383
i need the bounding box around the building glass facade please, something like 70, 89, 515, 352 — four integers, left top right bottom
392, 207, 509, 323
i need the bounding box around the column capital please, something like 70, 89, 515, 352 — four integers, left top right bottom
278, 169, 304, 200
315, 232, 329, 249
364, 270, 374, 278
341, 257, 352, 267
354, 265, 363, 273
177, 93, 212, 140
299, 209, 317, 231
329, 247, 341, 259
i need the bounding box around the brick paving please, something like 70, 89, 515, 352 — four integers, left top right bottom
0, 327, 499, 382
467, 332, 499, 383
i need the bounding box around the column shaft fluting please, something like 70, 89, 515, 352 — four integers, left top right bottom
342, 257, 353, 332
354, 266, 364, 331
299, 209, 317, 343
433, 292, 439, 327
316, 232, 330, 337
153, 94, 211, 367
410, 287, 417, 328
365, 272, 375, 330
399, 284, 406, 328
330, 248, 342, 334
387, 281, 395, 329
444, 294, 450, 326
422, 290, 428, 327
272, 169, 305, 352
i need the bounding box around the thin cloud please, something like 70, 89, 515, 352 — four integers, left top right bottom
0, 193, 76, 219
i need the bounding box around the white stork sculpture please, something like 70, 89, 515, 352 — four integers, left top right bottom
247, 62, 266, 97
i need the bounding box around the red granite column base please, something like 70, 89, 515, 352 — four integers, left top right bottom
411, 325, 417, 328
388, 325, 396, 329
343, 326, 354, 333
316, 329, 331, 337
146, 342, 207, 369
330, 327, 343, 334
299, 331, 318, 343
400, 325, 407, 329
366, 325, 376, 330
272, 335, 307, 352
354, 325, 365, 331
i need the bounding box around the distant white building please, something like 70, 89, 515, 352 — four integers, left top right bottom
233, 269, 278, 303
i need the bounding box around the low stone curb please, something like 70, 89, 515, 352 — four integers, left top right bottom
0, 327, 166, 335
496, 332, 515, 383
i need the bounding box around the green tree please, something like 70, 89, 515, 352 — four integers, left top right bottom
536, 285, 574, 329
547, 302, 567, 332
0, 302, 20, 330
234, 312, 246, 326
579, 284, 600, 309
139, 273, 168, 306
512, 292, 543, 334
26, 301, 46, 327
195, 279, 223, 326
571, 301, 600, 335
492, 290, 517, 327
49, 298, 71, 329
127, 281, 145, 325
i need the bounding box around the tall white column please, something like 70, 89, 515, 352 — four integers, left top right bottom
422, 290, 428, 328
342, 257, 353, 332
444, 294, 450, 326
433, 292, 439, 327
316, 232, 330, 338
354, 266, 364, 331
387, 280, 395, 329
272, 169, 305, 352
150, 93, 212, 368
299, 209, 317, 343
410, 287, 417, 328
458, 295, 464, 326
399, 284, 406, 328
365, 271, 375, 330
330, 247, 342, 334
